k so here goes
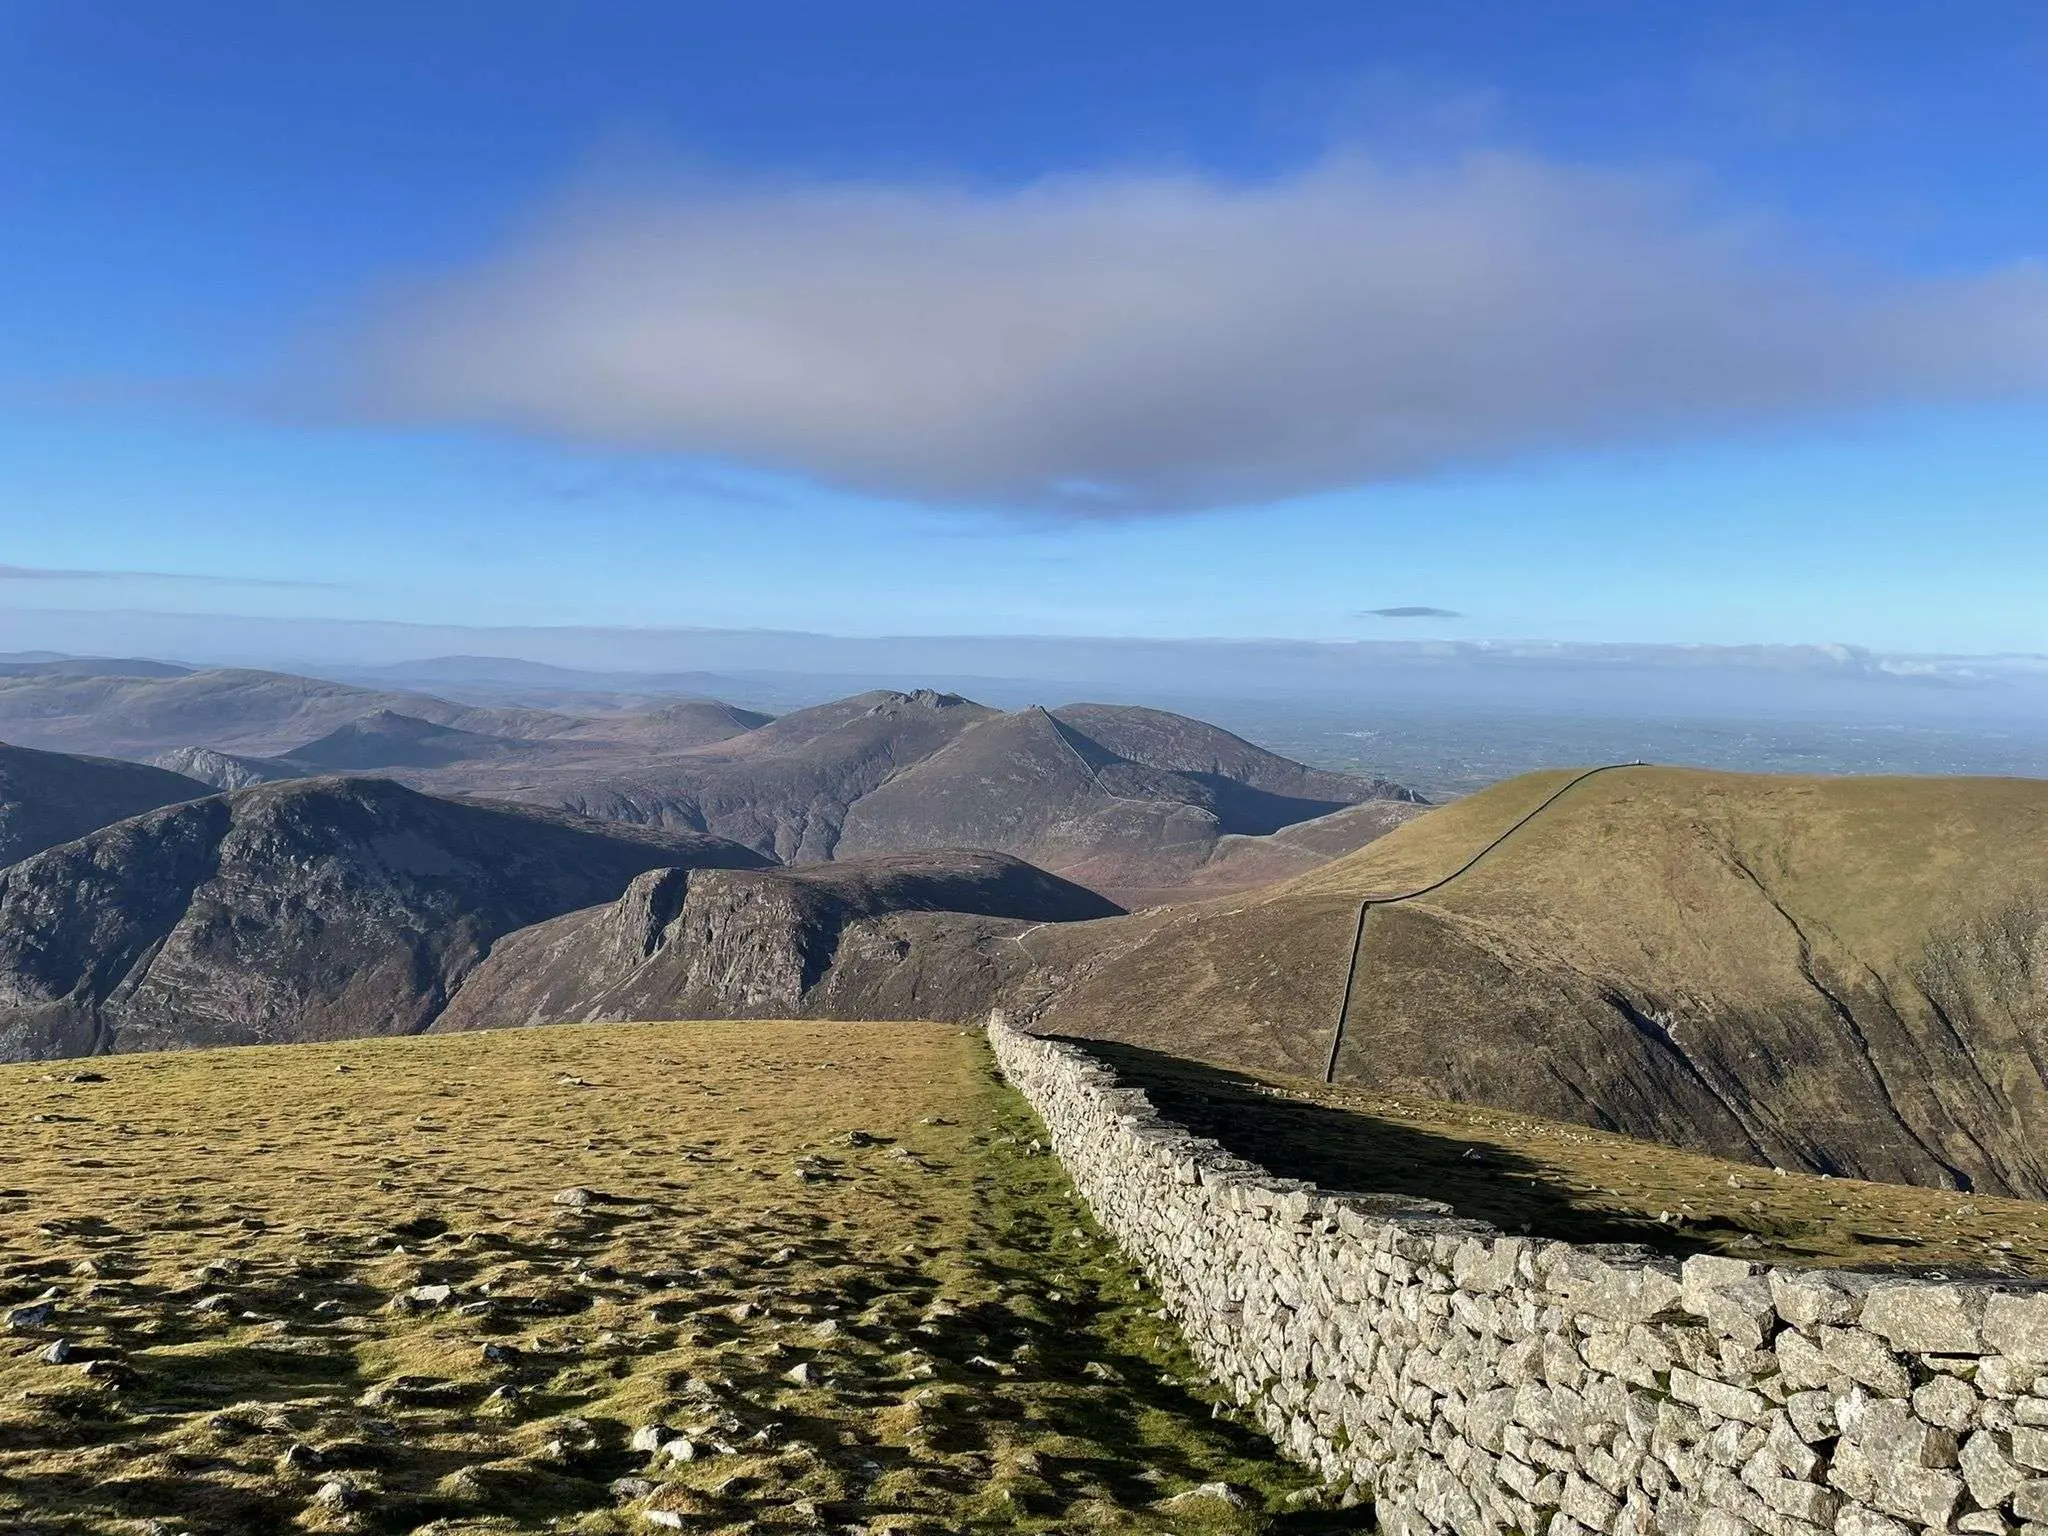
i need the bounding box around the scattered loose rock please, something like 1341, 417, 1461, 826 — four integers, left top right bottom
1158, 1481, 1250, 1511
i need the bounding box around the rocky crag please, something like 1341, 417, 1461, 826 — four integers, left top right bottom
0, 776, 769, 1059
435, 850, 1119, 1031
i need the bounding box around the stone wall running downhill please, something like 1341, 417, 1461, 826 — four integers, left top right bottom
988, 1017, 2048, 1536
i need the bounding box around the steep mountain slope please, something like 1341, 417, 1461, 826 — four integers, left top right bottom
0, 742, 209, 865
435, 850, 1117, 1031
834, 703, 1422, 901
0, 777, 768, 1059
1099, 797, 1435, 909
1011, 768, 2048, 1198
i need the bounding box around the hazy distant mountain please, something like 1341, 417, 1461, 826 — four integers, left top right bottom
0, 662, 1423, 900
0, 665, 596, 758
330, 653, 758, 696
0, 665, 772, 766
12, 617, 2044, 728
0, 776, 769, 1060
440, 688, 1422, 900
0, 742, 209, 866
0, 657, 194, 681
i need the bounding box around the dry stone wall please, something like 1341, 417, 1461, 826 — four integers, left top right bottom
989, 1018, 2048, 1536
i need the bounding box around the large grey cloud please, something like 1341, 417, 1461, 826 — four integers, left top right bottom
361, 154, 2048, 512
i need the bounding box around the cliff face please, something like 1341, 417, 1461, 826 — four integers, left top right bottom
434, 850, 1118, 1031
0, 776, 768, 1059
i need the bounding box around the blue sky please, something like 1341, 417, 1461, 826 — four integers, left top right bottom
3, 2, 2046, 654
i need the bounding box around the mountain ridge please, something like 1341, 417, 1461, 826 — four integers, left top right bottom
0, 741, 210, 866
0, 775, 771, 1059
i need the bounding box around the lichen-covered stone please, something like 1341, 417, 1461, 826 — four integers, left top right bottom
1862, 1283, 1986, 1355
1990, 1295, 2048, 1364
986, 1019, 2043, 1536
1769, 1270, 1875, 1333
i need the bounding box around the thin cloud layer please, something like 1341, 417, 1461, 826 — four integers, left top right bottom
0, 565, 329, 588
362, 155, 2048, 512
1365, 606, 1464, 619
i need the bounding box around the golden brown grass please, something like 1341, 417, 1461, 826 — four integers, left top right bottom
1098, 1042, 2048, 1274
1030, 767, 2048, 1202
0, 1021, 1354, 1536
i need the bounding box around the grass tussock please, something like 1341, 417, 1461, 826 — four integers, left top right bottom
0, 1020, 1357, 1535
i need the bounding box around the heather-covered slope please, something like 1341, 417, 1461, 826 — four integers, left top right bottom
0, 776, 768, 1059
0, 741, 208, 866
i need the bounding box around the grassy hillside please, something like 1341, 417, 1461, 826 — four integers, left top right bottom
1093, 1043, 2048, 1277
0, 1021, 1348, 1535
1027, 767, 2048, 1198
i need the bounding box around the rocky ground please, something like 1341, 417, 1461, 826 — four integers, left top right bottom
0, 1022, 1361, 1535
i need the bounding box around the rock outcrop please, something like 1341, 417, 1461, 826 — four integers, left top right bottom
0, 776, 768, 1059
147, 745, 308, 790
434, 850, 1118, 1031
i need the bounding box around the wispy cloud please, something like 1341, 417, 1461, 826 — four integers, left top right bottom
0, 564, 333, 589
351, 152, 2048, 514
1363, 605, 1464, 619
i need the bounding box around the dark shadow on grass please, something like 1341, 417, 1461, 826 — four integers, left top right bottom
1, 1465, 302, 1535
977, 1075, 1375, 1533
127, 1340, 367, 1413
1080, 1040, 1738, 1259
